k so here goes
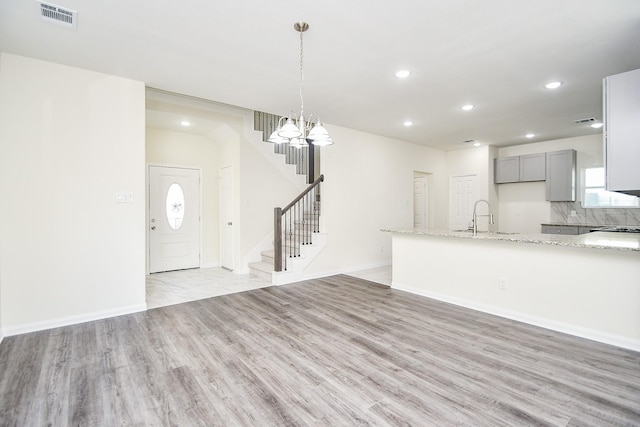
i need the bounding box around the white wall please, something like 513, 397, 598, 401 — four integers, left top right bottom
146, 128, 220, 268
238, 128, 302, 272
0, 53, 146, 334
0, 255, 3, 343
497, 134, 603, 233
304, 125, 448, 275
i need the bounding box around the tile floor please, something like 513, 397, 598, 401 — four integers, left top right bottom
146, 265, 392, 309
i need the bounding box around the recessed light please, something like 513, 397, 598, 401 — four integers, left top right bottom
463, 139, 481, 147
461, 104, 474, 111
472, 141, 481, 147
545, 81, 563, 89
395, 70, 411, 79
403, 120, 413, 127
180, 120, 191, 127
591, 122, 603, 129
525, 133, 535, 138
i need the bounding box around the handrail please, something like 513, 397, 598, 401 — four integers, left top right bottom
274, 174, 324, 272
282, 175, 324, 213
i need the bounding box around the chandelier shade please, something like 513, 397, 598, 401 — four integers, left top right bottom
267, 126, 290, 144
307, 121, 333, 145
278, 117, 302, 139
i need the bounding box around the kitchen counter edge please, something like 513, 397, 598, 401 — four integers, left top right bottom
381, 229, 640, 252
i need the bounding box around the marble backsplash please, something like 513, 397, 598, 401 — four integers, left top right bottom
551, 202, 640, 226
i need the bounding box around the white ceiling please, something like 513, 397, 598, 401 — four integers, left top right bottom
2, 0, 639, 150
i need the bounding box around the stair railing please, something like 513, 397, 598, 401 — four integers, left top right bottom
274, 174, 324, 272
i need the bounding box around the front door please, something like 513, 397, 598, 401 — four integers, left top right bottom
149, 165, 200, 273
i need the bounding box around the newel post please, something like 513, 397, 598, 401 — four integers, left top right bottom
274, 207, 283, 272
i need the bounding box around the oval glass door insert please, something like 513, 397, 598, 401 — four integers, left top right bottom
166, 182, 185, 230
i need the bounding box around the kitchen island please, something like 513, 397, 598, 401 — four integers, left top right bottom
383, 228, 640, 351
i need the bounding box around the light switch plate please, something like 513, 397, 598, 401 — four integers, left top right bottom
116, 192, 133, 203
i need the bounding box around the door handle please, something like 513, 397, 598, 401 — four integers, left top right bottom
151, 226, 156, 230
227, 222, 233, 226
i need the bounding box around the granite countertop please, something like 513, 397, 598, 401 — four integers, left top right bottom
381, 228, 640, 252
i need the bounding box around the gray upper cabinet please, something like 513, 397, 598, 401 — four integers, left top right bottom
604, 68, 640, 196
519, 153, 546, 182
494, 156, 519, 183
495, 153, 545, 183
546, 149, 576, 201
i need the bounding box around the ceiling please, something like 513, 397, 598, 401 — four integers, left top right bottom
2, 0, 640, 150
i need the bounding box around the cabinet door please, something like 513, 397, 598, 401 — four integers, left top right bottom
604, 68, 640, 196
546, 149, 576, 201
519, 153, 546, 182
495, 156, 519, 183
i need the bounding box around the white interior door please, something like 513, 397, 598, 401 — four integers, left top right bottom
450, 175, 477, 231
149, 165, 200, 273
413, 173, 429, 229
219, 165, 234, 270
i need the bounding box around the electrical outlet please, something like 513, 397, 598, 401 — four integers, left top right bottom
570, 210, 577, 216
498, 277, 508, 290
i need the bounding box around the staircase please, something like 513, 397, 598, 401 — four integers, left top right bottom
248, 111, 327, 285
252, 111, 316, 184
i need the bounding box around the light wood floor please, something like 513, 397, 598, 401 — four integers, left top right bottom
1, 275, 639, 426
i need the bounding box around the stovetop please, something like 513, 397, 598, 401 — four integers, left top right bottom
595, 226, 640, 233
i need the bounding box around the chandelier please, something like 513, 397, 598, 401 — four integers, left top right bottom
268, 21, 333, 147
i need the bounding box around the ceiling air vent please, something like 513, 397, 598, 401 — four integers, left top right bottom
40, 2, 77, 29
573, 117, 597, 125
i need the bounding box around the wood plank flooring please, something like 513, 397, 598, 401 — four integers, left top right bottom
1, 275, 639, 426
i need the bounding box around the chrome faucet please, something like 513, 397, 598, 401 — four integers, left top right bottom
472, 199, 494, 236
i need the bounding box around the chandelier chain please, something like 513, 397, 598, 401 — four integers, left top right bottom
299, 29, 304, 119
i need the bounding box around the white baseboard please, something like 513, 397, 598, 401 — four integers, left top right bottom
272, 261, 392, 286
339, 261, 392, 275
393, 282, 640, 353
2, 303, 147, 337
200, 262, 220, 269
300, 260, 391, 282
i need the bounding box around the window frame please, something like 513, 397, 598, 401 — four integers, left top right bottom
581, 167, 640, 209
